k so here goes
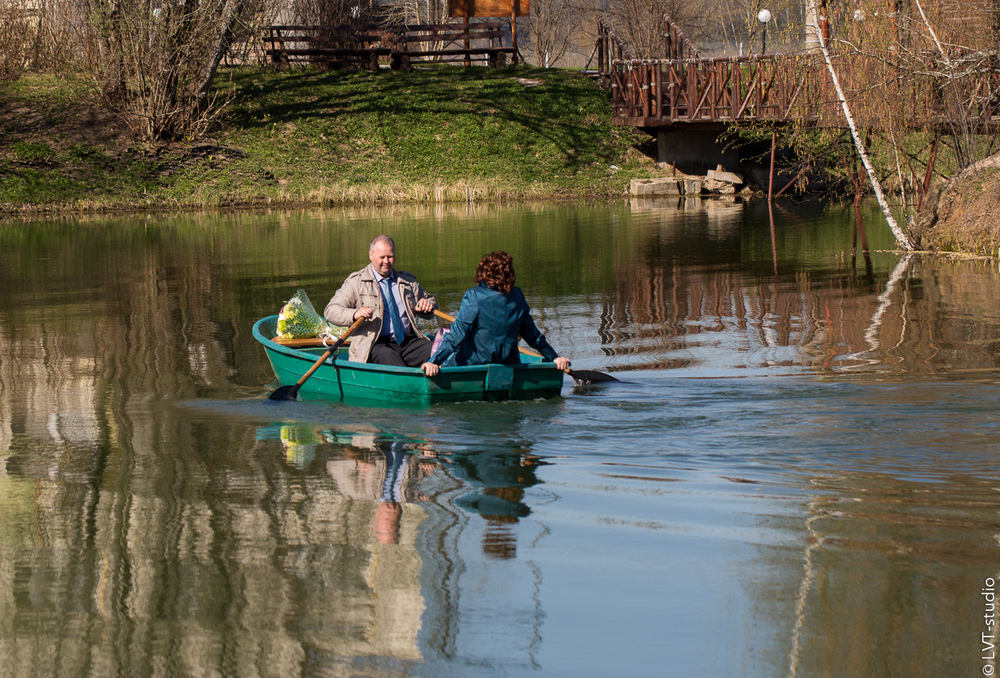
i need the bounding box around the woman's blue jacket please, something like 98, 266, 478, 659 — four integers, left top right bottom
430, 283, 559, 366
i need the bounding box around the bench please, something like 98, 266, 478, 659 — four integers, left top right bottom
264, 24, 391, 70
264, 22, 515, 71
385, 22, 515, 71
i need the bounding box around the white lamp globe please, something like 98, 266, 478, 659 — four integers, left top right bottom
758, 9, 772, 23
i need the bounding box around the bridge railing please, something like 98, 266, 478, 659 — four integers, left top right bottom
591, 18, 699, 78
610, 55, 828, 124
589, 14, 1000, 129
662, 17, 700, 61
608, 52, 1000, 129
592, 20, 633, 78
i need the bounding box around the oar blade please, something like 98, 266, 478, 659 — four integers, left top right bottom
264, 316, 365, 402
568, 369, 619, 385
268, 384, 300, 401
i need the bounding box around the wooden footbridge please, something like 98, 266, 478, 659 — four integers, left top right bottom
590, 20, 1000, 133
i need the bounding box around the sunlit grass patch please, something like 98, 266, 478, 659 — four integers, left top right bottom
2, 65, 655, 213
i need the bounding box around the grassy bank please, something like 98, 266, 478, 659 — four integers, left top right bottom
0, 65, 659, 213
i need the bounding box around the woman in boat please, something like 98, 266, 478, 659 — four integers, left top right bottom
421, 251, 571, 377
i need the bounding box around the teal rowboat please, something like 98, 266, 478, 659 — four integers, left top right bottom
253, 315, 565, 404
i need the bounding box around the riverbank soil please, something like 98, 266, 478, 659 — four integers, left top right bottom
912, 154, 1000, 254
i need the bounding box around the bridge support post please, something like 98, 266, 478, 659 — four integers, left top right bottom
656, 130, 739, 173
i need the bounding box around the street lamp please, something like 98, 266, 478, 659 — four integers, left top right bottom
758, 8, 772, 55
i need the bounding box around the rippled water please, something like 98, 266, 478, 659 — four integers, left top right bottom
2, 199, 1000, 676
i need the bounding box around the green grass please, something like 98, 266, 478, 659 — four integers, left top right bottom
0, 65, 658, 213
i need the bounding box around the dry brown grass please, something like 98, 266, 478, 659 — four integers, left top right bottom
913, 155, 1000, 254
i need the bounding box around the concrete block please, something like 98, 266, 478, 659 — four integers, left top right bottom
630, 178, 681, 196
706, 168, 744, 185
682, 179, 703, 195
704, 178, 737, 194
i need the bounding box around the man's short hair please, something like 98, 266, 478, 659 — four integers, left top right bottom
370, 235, 395, 252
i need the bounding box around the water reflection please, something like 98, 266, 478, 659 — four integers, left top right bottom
266, 420, 546, 559
253, 422, 549, 666
0, 405, 551, 675
262, 424, 440, 544
776, 470, 1000, 677
258, 426, 440, 669
447, 448, 542, 560
3, 201, 1000, 675
596, 200, 1000, 376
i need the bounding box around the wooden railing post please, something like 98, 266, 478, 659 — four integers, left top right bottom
654, 63, 662, 119
511, 0, 519, 65
598, 25, 606, 75
687, 62, 696, 119
463, 0, 471, 68
753, 60, 764, 120
737, 60, 744, 119
643, 64, 651, 118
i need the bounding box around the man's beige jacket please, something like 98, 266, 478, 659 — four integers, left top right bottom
324, 266, 436, 363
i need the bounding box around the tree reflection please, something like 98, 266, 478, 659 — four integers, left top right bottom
600, 200, 1000, 375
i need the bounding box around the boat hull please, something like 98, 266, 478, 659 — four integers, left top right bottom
253, 316, 564, 404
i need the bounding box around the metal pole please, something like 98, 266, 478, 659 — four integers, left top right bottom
768, 130, 776, 201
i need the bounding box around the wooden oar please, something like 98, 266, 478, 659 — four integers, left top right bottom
433, 309, 618, 385
268, 317, 365, 401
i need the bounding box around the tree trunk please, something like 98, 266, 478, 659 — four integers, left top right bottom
804, 0, 820, 52
812, 16, 916, 250
194, 0, 242, 112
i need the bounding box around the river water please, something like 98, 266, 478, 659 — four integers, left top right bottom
1, 198, 999, 677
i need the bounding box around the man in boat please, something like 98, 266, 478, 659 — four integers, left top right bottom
324, 235, 437, 366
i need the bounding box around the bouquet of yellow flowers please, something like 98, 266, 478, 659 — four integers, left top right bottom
276, 289, 346, 340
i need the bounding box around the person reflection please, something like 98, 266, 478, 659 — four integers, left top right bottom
325, 435, 437, 546
447, 449, 542, 560
373, 440, 411, 545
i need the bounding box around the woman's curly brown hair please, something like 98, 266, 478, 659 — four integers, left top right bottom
474, 251, 516, 294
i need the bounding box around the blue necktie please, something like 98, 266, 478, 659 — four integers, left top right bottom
381, 278, 405, 345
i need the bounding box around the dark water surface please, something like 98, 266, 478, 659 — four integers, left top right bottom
2, 199, 1000, 677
